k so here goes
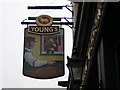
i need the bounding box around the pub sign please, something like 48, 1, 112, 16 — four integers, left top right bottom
23, 15, 64, 79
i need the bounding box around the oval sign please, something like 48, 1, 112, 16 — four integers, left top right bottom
36, 15, 53, 26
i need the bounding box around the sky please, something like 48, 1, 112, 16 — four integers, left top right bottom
0, 0, 73, 89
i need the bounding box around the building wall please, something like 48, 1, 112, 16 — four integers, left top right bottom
73, 3, 79, 27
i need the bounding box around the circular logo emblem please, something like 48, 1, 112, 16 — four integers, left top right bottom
36, 15, 53, 26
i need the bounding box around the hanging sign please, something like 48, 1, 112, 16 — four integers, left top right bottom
23, 15, 64, 79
